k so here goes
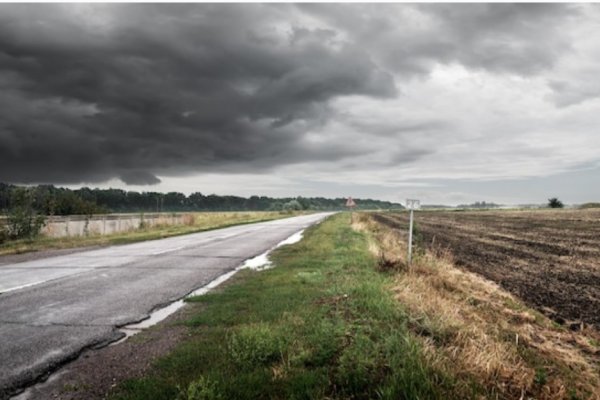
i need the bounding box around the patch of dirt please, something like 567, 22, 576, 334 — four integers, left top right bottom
372, 210, 600, 329
15, 303, 200, 400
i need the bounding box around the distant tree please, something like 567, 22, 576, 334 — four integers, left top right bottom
0, 182, 406, 213
282, 200, 303, 211
267, 202, 284, 211
456, 201, 500, 209
548, 197, 564, 208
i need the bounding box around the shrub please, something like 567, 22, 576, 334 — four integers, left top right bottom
547, 197, 564, 208
0, 226, 7, 244
4, 188, 46, 240
283, 200, 303, 211
180, 376, 223, 400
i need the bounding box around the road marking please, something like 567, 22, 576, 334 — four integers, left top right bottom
151, 246, 184, 255
1, 280, 49, 294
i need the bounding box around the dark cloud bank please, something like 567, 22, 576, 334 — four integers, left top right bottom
0, 4, 574, 185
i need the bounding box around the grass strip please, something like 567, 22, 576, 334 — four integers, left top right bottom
110, 213, 456, 400
0, 211, 304, 256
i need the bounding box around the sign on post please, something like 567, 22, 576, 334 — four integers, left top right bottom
345, 197, 356, 209
346, 197, 357, 223
405, 199, 420, 265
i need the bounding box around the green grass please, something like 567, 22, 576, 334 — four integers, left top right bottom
110, 213, 457, 400
0, 211, 304, 256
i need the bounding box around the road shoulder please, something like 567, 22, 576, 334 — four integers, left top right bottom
13, 295, 210, 400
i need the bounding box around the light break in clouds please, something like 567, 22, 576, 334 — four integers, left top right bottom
1, 3, 599, 205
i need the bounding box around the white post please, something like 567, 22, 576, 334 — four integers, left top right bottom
405, 198, 420, 265
408, 208, 414, 265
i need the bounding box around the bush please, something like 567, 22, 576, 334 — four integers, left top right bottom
180, 376, 223, 400
4, 188, 46, 240
0, 227, 7, 244
547, 197, 564, 208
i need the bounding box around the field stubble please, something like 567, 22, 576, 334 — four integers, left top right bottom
355, 211, 600, 399
372, 209, 600, 330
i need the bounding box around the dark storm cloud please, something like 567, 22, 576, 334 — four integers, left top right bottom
414, 4, 575, 75
301, 3, 575, 77
0, 4, 575, 185
119, 171, 161, 185
0, 4, 396, 185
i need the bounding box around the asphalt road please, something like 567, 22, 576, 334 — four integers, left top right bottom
0, 212, 333, 397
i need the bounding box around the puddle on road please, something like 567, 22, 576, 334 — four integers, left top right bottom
115, 229, 305, 343
240, 230, 303, 271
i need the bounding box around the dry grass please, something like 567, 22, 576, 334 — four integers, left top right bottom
353, 212, 600, 399
0, 211, 304, 256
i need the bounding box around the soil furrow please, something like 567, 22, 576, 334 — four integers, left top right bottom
373, 210, 600, 328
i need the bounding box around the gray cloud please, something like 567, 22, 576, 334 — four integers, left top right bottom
301, 3, 575, 77
548, 78, 600, 107
119, 171, 161, 185
0, 4, 583, 186
0, 4, 396, 185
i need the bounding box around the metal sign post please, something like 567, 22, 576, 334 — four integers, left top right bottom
405, 199, 420, 265
346, 197, 356, 223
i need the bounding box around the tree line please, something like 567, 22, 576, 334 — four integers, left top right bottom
0, 183, 404, 216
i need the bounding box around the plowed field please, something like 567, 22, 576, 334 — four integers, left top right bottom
372, 209, 600, 329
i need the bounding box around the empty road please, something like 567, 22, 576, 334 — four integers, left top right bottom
0, 212, 332, 398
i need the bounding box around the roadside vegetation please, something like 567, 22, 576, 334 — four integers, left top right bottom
75, 211, 599, 399
0, 211, 304, 256
354, 212, 600, 399
111, 213, 458, 400
0, 187, 47, 244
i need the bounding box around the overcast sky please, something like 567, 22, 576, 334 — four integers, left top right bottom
1, 3, 599, 205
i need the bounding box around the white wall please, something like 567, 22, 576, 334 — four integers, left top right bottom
38, 213, 190, 238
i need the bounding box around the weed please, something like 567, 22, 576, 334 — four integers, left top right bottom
228, 323, 285, 367
535, 367, 548, 386
178, 376, 223, 400
61, 383, 79, 392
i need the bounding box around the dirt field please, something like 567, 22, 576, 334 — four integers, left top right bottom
372, 209, 600, 329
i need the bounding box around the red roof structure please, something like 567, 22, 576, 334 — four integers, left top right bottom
345, 197, 356, 208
